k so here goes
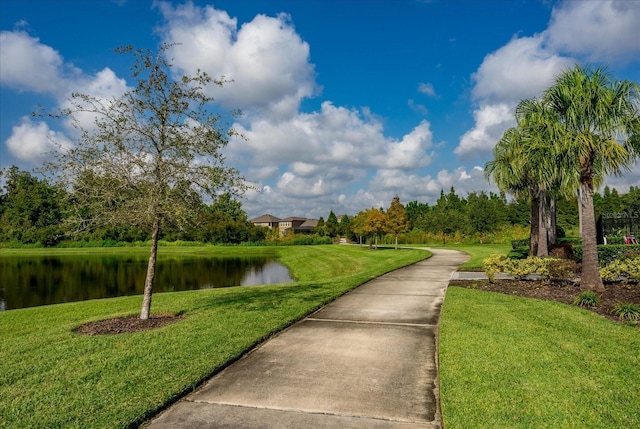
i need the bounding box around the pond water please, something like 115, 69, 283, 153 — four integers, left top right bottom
0, 255, 294, 311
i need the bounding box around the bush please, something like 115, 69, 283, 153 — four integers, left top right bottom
611, 302, 640, 321
573, 244, 640, 265
599, 256, 640, 282
573, 291, 599, 307
507, 256, 553, 280
483, 254, 510, 283
511, 238, 529, 250
483, 254, 560, 282
547, 259, 580, 281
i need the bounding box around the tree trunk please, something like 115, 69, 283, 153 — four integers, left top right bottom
548, 197, 557, 246
395, 235, 398, 250
580, 183, 604, 291
537, 190, 548, 257
578, 188, 583, 238
529, 188, 540, 256
140, 218, 160, 320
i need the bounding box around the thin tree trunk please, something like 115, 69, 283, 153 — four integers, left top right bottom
578, 188, 583, 238
140, 218, 160, 320
395, 235, 398, 250
529, 188, 540, 256
537, 190, 548, 257
548, 197, 557, 246
580, 183, 604, 291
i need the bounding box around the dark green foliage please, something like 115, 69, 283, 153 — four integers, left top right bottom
573, 244, 640, 265
325, 211, 339, 237
0, 166, 65, 246
573, 291, 599, 307
611, 302, 640, 321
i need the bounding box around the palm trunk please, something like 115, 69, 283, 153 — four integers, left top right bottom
140, 218, 160, 320
580, 183, 604, 291
548, 197, 557, 246
537, 190, 548, 257
578, 188, 583, 238
529, 188, 540, 256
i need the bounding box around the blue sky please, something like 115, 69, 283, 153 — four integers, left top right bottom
1, 0, 639, 219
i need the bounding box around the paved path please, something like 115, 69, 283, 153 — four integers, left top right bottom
146, 248, 469, 429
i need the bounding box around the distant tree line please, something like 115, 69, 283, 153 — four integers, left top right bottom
3, 166, 640, 248
0, 166, 266, 247
314, 187, 640, 247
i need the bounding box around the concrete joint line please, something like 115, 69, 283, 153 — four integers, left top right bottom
306, 317, 435, 328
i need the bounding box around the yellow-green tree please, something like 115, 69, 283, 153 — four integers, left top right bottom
385, 195, 409, 249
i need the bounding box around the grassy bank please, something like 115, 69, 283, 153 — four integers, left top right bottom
0, 245, 429, 428
440, 287, 640, 428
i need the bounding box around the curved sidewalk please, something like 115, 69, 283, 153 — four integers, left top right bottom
146, 248, 469, 429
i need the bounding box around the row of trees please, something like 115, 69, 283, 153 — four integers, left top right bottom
326, 186, 639, 248
0, 166, 266, 246
7, 163, 640, 250
485, 65, 640, 291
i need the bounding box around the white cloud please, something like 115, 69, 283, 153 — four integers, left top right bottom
546, 0, 640, 63
471, 35, 575, 105
455, 103, 514, 160
6, 118, 73, 164
232, 102, 434, 172
155, 1, 317, 120
1, 29, 129, 159
0, 30, 80, 95
418, 82, 436, 97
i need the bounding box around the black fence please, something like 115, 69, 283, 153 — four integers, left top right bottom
597, 211, 639, 245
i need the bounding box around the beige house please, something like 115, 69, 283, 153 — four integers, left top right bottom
250, 214, 319, 235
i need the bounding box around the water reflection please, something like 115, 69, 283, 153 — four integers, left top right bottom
0, 255, 294, 311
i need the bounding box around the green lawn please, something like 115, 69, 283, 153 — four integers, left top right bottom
440, 287, 640, 428
428, 243, 510, 269
0, 245, 429, 428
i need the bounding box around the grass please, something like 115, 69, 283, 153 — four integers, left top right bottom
440, 287, 640, 428
428, 243, 510, 269
0, 245, 429, 428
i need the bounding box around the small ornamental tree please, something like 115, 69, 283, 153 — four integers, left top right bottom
385, 195, 409, 249
362, 207, 387, 249
44, 45, 246, 319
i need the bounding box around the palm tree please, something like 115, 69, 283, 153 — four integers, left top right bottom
544, 65, 640, 291
486, 98, 563, 257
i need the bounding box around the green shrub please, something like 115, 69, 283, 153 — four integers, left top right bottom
511, 238, 529, 250
508, 247, 529, 260
507, 256, 554, 280
600, 256, 640, 282
483, 254, 510, 283
483, 255, 561, 281
547, 259, 580, 281
573, 244, 640, 265
611, 302, 640, 321
573, 291, 599, 307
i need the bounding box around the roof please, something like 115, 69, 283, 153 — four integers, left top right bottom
299, 219, 318, 228
281, 217, 308, 222
250, 214, 282, 223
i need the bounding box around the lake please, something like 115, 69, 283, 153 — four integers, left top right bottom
0, 255, 294, 311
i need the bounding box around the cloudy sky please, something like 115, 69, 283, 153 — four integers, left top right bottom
1, 0, 639, 219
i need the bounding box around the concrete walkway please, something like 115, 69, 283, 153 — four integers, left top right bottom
146, 248, 469, 429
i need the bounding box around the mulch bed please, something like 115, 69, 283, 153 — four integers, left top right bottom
74, 314, 185, 335
449, 279, 640, 325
